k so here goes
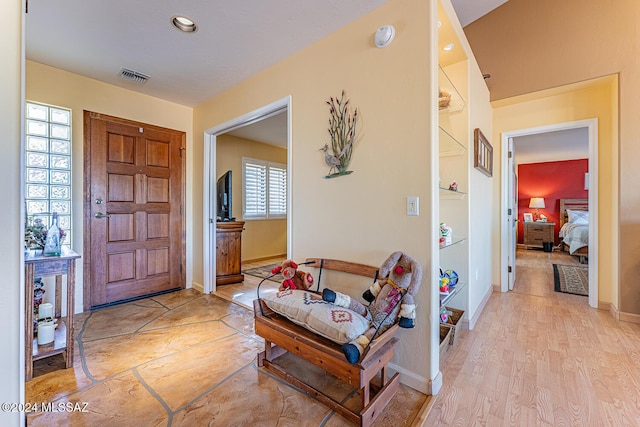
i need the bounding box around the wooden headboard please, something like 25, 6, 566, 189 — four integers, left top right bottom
559, 198, 588, 228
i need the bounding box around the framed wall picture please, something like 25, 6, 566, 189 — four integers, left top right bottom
474, 128, 493, 177
523, 213, 534, 222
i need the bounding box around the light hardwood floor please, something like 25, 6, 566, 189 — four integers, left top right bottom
426, 248, 640, 426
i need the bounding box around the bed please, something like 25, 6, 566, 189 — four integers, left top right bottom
559, 198, 589, 263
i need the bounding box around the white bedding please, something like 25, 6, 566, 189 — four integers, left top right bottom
559, 222, 588, 254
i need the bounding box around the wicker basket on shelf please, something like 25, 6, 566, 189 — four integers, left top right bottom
438, 88, 451, 109
444, 306, 465, 345
439, 324, 453, 360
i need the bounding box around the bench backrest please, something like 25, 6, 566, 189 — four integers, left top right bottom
304, 258, 379, 287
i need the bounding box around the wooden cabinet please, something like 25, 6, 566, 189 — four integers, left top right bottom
216, 221, 245, 285
25, 247, 81, 381
524, 222, 555, 249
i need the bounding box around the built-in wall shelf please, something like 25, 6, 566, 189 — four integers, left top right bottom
439, 236, 466, 250
439, 187, 466, 199
438, 65, 466, 113
439, 126, 466, 157
439, 281, 467, 306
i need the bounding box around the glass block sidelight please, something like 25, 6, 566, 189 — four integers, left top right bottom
27, 168, 48, 183
27, 136, 48, 152
50, 155, 70, 170
25, 102, 72, 247
50, 170, 70, 185
50, 139, 70, 154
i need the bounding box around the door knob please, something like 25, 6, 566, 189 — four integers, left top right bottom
95, 213, 111, 218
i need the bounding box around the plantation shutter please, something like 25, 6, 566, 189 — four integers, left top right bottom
242, 157, 287, 220
268, 165, 287, 217
243, 160, 267, 218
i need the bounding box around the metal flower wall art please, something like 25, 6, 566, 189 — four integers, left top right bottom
320, 90, 359, 178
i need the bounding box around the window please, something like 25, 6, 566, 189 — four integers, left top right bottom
25, 102, 72, 245
242, 157, 287, 219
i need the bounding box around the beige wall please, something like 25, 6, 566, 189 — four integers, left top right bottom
1, 0, 24, 422
216, 134, 287, 260
464, 0, 637, 315
492, 76, 618, 308
193, 0, 435, 389
26, 61, 194, 313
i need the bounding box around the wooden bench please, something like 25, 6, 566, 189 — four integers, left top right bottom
253, 258, 400, 426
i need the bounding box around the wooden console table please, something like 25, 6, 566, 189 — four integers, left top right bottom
216, 221, 244, 285
24, 246, 81, 381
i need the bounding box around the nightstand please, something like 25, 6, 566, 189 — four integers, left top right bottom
523, 222, 555, 249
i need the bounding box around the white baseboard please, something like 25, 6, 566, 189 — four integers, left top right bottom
619, 310, 640, 324
597, 301, 640, 324
428, 370, 442, 395
599, 300, 618, 320
468, 284, 493, 330
191, 281, 204, 293
388, 363, 430, 394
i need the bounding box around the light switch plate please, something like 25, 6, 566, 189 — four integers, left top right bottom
407, 196, 419, 216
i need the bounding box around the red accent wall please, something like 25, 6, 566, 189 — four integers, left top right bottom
517, 159, 588, 244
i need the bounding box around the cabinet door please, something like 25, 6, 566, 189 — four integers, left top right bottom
216, 229, 242, 276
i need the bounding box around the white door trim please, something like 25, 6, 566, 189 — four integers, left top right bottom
500, 118, 598, 308
203, 96, 292, 294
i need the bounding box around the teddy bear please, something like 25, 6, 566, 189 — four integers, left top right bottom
271, 260, 314, 292
322, 251, 422, 364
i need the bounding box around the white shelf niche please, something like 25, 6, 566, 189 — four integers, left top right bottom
438, 65, 466, 113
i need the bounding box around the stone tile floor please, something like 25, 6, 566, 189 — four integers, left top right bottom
27, 289, 428, 426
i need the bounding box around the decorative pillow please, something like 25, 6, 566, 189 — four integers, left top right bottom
262, 290, 369, 344
567, 209, 589, 225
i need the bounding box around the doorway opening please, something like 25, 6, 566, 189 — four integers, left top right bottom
203, 96, 292, 295
500, 119, 599, 308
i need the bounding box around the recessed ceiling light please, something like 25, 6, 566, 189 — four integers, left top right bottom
171, 15, 198, 33
443, 43, 455, 51
437, 21, 442, 28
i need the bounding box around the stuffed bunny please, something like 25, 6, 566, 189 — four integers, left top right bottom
322, 251, 422, 363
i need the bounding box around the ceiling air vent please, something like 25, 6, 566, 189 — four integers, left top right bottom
119, 68, 150, 84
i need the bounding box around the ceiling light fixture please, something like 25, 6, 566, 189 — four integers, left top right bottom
443, 43, 455, 51
375, 25, 395, 48
171, 15, 198, 33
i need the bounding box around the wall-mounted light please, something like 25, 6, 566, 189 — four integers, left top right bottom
375, 25, 395, 48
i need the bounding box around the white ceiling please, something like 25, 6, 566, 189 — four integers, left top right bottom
514, 128, 589, 165
26, 0, 387, 107
25, 0, 512, 151
450, 0, 509, 27
226, 111, 288, 147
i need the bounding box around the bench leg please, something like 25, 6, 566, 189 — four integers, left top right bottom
258, 340, 288, 367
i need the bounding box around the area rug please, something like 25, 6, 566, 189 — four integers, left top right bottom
553, 264, 588, 296
242, 263, 283, 282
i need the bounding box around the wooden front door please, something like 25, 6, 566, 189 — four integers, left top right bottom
84, 111, 185, 309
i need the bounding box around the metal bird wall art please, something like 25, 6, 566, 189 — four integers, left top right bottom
320, 90, 359, 178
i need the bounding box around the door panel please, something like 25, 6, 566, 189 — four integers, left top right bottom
84, 111, 185, 308
508, 138, 517, 291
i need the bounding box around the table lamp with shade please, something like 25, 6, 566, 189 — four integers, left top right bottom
529, 197, 545, 221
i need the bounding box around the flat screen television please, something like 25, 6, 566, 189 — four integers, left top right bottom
216, 170, 234, 222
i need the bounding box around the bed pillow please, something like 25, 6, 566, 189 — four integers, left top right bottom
567, 209, 589, 225
261, 289, 369, 344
